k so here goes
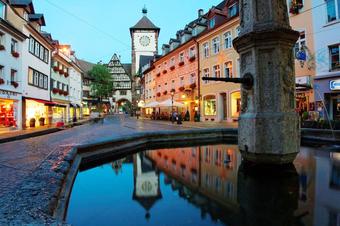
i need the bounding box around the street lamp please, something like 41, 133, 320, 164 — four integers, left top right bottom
170, 90, 175, 123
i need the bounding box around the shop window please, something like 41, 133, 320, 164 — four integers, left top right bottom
203, 42, 209, 58
204, 95, 216, 116
224, 31, 232, 49
224, 61, 233, 78
11, 39, 17, 53
0, 100, 17, 128
326, 0, 340, 22
330, 45, 340, 71
212, 37, 220, 54
213, 65, 221, 78
231, 92, 241, 118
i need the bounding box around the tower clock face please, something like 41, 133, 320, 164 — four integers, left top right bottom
139, 35, 151, 47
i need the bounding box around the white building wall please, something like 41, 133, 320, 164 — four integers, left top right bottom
312, 0, 340, 77
21, 26, 51, 101
0, 27, 23, 129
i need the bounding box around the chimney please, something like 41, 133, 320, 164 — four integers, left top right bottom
198, 9, 204, 17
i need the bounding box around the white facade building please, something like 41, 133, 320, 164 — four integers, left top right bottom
312, 0, 340, 120
69, 59, 83, 120
0, 0, 26, 131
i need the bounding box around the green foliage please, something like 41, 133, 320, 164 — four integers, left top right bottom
302, 111, 309, 121
89, 64, 113, 100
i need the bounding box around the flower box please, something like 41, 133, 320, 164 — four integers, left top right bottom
58, 89, 64, 95
189, 83, 197, 89
178, 86, 185, 92
64, 72, 69, 77
0, 45, 5, 51
12, 52, 19, 58
63, 91, 69, 96
11, 81, 18, 88
289, 1, 303, 14
163, 90, 168, 95
189, 56, 196, 62
178, 61, 185, 66
170, 65, 175, 70
163, 69, 167, 74
156, 72, 161, 77
52, 88, 59, 94
59, 69, 64, 75
156, 92, 161, 97
0, 78, 4, 85
53, 66, 59, 72
170, 89, 176, 93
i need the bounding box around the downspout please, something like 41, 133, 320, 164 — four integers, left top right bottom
194, 39, 201, 121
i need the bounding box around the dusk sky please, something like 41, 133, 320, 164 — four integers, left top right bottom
33, 0, 222, 64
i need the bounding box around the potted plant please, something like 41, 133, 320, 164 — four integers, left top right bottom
178, 61, 185, 66
11, 81, 18, 88
29, 118, 36, 128
179, 86, 185, 92
58, 89, 64, 95
39, 117, 45, 126
11, 51, 20, 58
170, 65, 175, 70
59, 68, 64, 75
156, 92, 161, 97
163, 90, 168, 95
52, 88, 59, 94
53, 66, 59, 72
189, 83, 197, 89
64, 91, 69, 96
64, 72, 69, 77
163, 69, 167, 74
189, 55, 196, 62
0, 45, 5, 51
0, 78, 4, 85
170, 88, 176, 93
156, 72, 161, 77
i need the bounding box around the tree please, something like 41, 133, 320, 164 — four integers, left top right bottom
89, 64, 113, 111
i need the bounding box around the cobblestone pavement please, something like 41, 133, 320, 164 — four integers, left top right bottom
0, 115, 201, 197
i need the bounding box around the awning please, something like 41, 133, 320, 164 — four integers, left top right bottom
158, 99, 185, 108
25, 97, 56, 106
144, 101, 159, 108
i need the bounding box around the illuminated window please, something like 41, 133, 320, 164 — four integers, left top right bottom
224, 62, 233, 78
204, 95, 216, 116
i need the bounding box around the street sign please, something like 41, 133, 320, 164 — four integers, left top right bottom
330, 80, 340, 90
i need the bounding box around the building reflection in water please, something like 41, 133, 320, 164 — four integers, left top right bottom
142, 144, 340, 226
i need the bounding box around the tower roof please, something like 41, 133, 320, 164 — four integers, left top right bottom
130, 8, 160, 33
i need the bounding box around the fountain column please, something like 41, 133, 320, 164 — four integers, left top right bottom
233, 0, 300, 164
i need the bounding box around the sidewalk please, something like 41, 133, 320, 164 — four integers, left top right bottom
0, 117, 93, 144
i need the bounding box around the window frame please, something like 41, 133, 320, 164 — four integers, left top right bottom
28, 67, 49, 90
329, 44, 340, 71
224, 31, 232, 49
0, 1, 5, 19
29, 35, 49, 64
212, 36, 220, 54
203, 42, 210, 58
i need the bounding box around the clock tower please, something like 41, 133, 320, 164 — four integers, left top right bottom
130, 7, 160, 75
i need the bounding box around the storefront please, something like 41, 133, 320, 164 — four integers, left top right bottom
230, 91, 241, 119
23, 98, 54, 128
0, 90, 22, 131
203, 95, 217, 120
314, 76, 340, 121
70, 103, 81, 122
52, 105, 67, 124
296, 76, 314, 113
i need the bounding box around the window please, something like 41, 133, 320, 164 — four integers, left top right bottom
235, 26, 240, 37
212, 37, 220, 54
294, 30, 306, 57
170, 57, 175, 66
204, 95, 216, 116
171, 80, 175, 88
213, 65, 221, 78
189, 46, 196, 58
0, 65, 4, 78
192, 28, 197, 36
209, 17, 215, 28
203, 42, 209, 58
228, 4, 238, 17
29, 36, 49, 63
10, 69, 16, 82
330, 45, 340, 71
179, 52, 184, 62
224, 62, 233, 78
180, 77, 184, 86
236, 58, 240, 78
326, 0, 340, 22
224, 31, 232, 49
23, 11, 28, 21
28, 67, 48, 90
0, 1, 5, 19
11, 39, 17, 53
203, 68, 210, 84
120, 90, 127, 95
190, 73, 196, 84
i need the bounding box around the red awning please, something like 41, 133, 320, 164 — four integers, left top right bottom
25, 97, 57, 106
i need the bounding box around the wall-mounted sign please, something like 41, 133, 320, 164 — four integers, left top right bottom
0, 89, 19, 98
330, 80, 340, 91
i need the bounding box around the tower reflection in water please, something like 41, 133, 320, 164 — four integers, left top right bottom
145, 145, 340, 226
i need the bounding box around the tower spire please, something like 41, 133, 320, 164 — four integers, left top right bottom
142, 5, 147, 16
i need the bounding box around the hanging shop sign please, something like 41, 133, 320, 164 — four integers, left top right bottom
330, 80, 340, 91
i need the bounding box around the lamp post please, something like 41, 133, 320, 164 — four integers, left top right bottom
170, 90, 175, 123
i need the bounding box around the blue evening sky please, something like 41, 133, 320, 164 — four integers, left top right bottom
33, 0, 222, 64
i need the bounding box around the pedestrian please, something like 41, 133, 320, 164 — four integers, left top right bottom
177, 112, 183, 124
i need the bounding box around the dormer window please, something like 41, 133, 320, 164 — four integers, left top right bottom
192, 28, 197, 36
228, 4, 238, 17
23, 12, 28, 21
181, 35, 186, 43
209, 18, 216, 28
0, 1, 5, 19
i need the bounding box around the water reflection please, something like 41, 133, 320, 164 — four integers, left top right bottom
66, 145, 340, 226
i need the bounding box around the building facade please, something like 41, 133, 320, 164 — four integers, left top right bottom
107, 54, 132, 113
77, 59, 95, 116
312, 0, 340, 120
0, 0, 26, 131
288, 0, 316, 114
198, 1, 241, 122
